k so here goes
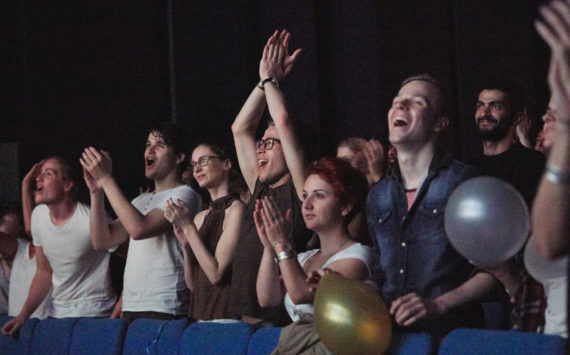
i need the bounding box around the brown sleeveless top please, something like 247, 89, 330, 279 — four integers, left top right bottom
189, 194, 239, 320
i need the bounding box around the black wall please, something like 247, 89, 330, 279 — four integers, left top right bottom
0, 1, 551, 201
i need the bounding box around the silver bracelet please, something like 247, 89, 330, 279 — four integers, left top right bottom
274, 250, 296, 264
545, 162, 570, 185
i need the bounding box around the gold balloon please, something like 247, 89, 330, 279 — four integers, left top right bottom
314, 273, 392, 354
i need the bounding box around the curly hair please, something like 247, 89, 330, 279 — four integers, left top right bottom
305, 157, 368, 224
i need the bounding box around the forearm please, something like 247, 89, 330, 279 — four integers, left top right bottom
181, 244, 195, 291
434, 272, 499, 313
232, 86, 267, 136
21, 185, 35, 236
256, 247, 283, 307
89, 192, 120, 250
183, 224, 225, 285
274, 242, 313, 305
531, 123, 570, 258
17, 269, 52, 320
232, 86, 266, 191
100, 177, 148, 239
0, 256, 11, 280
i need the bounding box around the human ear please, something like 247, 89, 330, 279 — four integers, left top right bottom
433, 116, 450, 133
341, 203, 354, 217
175, 152, 186, 166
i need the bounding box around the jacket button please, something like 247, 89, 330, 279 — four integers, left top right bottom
433, 209, 438, 214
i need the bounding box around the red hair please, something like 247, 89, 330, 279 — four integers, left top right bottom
305, 157, 368, 223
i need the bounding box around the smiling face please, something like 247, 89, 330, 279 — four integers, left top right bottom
144, 132, 182, 181
257, 125, 289, 186
475, 89, 516, 141
388, 80, 440, 148
191, 144, 229, 189
301, 174, 347, 233
34, 158, 72, 206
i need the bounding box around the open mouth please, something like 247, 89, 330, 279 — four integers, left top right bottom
477, 117, 497, 125
258, 159, 268, 168
393, 117, 409, 127
145, 158, 156, 169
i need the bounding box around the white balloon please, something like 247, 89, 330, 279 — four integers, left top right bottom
444, 176, 530, 265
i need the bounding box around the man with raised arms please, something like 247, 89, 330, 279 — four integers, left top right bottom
81, 122, 201, 322
229, 30, 312, 324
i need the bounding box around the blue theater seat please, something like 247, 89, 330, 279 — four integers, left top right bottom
123, 318, 188, 355
30, 317, 79, 355
0, 315, 40, 355
180, 322, 255, 355
386, 332, 437, 355
438, 328, 567, 355
247, 327, 281, 355
69, 318, 128, 355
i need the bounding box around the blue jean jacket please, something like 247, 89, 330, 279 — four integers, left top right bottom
367, 152, 481, 332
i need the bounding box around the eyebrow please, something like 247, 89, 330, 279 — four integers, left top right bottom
477, 100, 504, 106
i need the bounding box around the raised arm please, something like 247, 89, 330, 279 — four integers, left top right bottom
81, 147, 173, 241
532, 0, 570, 258
1, 246, 52, 337
21, 161, 43, 236
83, 168, 129, 250
260, 31, 305, 197
231, 33, 280, 193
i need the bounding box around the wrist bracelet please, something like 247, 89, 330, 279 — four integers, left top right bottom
261, 77, 279, 89
545, 162, 570, 185
274, 250, 296, 264
257, 81, 265, 91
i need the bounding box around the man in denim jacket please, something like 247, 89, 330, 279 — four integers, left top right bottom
367, 75, 499, 336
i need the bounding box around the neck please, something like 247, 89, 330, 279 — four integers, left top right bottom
268, 172, 291, 189
395, 141, 435, 190
482, 134, 514, 156
317, 224, 352, 255
48, 197, 77, 226
207, 180, 231, 201
155, 170, 183, 192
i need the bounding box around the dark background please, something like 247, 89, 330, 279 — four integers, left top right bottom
0, 0, 551, 203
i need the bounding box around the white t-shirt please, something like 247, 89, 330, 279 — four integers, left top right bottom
0, 259, 8, 315
122, 185, 201, 315
32, 203, 116, 318
284, 243, 373, 322
9, 238, 52, 319
525, 238, 568, 338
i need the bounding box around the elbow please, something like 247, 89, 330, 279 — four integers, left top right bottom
258, 295, 280, 308
535, 238, 565, 260
288, 291, 312, 305
129, 227, 148, 241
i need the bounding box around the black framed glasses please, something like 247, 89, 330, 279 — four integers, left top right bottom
256, 138, 281, 150
189, 155, 222, 170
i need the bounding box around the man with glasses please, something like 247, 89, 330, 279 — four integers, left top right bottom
229, 30, 312, 325
80, 122, 201, 322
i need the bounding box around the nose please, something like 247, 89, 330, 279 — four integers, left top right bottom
482, 105, 491, 115
256, 144, 265, 154
302, 196, 313, 210
193, 164, 202, 172
36, 173, 43, 183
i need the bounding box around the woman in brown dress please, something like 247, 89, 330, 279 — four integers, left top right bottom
164, 143, 245, 320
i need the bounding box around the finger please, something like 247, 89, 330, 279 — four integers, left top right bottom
101, 150, 112, 161
262, 197, 277, 221
394, 298, 424, 325
269, 42, 276, 59
87, 146, 103, 160
283, 32, 291, 50
289, 48, 302, 63
402, 308, 427, 326
550, 1, 570, 41
539, 5, 568, 44
389, 293, 417, 314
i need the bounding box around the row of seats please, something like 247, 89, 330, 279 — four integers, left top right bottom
0, 315, 565, 354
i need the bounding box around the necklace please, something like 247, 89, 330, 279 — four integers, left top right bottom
315, 238, 351, 267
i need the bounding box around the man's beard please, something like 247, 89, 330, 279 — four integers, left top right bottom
477, 115, 514, 142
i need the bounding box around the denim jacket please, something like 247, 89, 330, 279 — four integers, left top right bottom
367, 152, 477, 309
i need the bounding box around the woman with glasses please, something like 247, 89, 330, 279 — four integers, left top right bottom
254, 157, 373, 353
164, 143, 245, 320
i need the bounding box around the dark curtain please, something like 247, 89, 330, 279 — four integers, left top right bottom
0, 0, 550, 199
